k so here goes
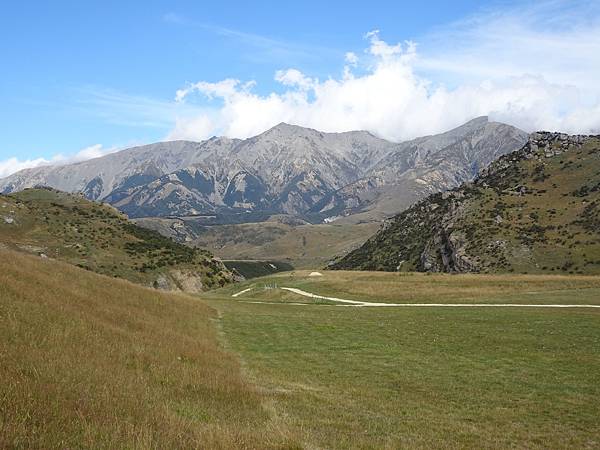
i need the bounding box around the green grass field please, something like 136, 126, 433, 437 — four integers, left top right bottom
206, 271, 600, 448
222, 259, 294, 279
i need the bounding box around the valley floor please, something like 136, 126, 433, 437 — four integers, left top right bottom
136, 216, 380, 269
204, 221, 378, 269
207, 271, 600, 449
4, 254, 600, 448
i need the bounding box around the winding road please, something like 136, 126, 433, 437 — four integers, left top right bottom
232, 286, 600, 308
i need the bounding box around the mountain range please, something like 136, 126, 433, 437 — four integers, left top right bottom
0, 117, 527, 224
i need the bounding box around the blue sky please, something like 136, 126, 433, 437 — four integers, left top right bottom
1, 0, 600, 176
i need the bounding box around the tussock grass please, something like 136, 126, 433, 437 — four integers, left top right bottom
0, 249, 296, 449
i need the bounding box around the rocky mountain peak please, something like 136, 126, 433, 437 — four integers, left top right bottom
260, 122, 318, 138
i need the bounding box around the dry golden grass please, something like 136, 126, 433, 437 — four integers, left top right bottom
220, 270, 600, 305
0, 249, 297, 449
0, 189, 232, 291
309, 271, 600, 304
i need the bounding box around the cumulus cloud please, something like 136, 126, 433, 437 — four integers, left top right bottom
175, 79, 244, 103
275, 69, 314, 90
0, 144, 117, 179
169, 1, 600, 141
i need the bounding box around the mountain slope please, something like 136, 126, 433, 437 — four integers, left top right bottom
332, 132, 600, 274
0, 118, 527, 223
311, 117, 528, 222
0, 188, 232, 291
0, 248, 290, 448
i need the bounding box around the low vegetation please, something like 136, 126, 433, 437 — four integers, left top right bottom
136, 215, 379, 268
219, 270, 600, 305
3, 247, 600, 448
0, 188, 232, 291
0, 249, 296, 448
222, 259, 294, 279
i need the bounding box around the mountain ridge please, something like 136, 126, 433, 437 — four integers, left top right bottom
0, 117, 527, 223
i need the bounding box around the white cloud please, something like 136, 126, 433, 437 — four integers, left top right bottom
344, 52, 358, 66
274, 69, 314, 90
166, 115, 215, 141
418, 0, 600, 92
169, 1, 600, 141
175, 79, 243, 102
0, 144, 117, 179
365, 30, 411, 60
73, 144, 111, 161
0, 157, 56, 179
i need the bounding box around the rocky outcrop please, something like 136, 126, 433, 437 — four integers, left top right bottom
418, 194, 479, 272
152, 267, 235, 293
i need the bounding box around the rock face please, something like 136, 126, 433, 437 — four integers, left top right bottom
0, 118, 527, 223
331, 132, 600, 274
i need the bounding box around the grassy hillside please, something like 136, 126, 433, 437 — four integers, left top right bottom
0, 249, 295, 448
333, 133, 600, 274
0, 188, 232, 291
135, 215, 379, 269
207, 271, 600, 448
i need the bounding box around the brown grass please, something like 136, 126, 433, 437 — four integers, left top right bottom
0, 249, 297, 449
219, 270, 600, 305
